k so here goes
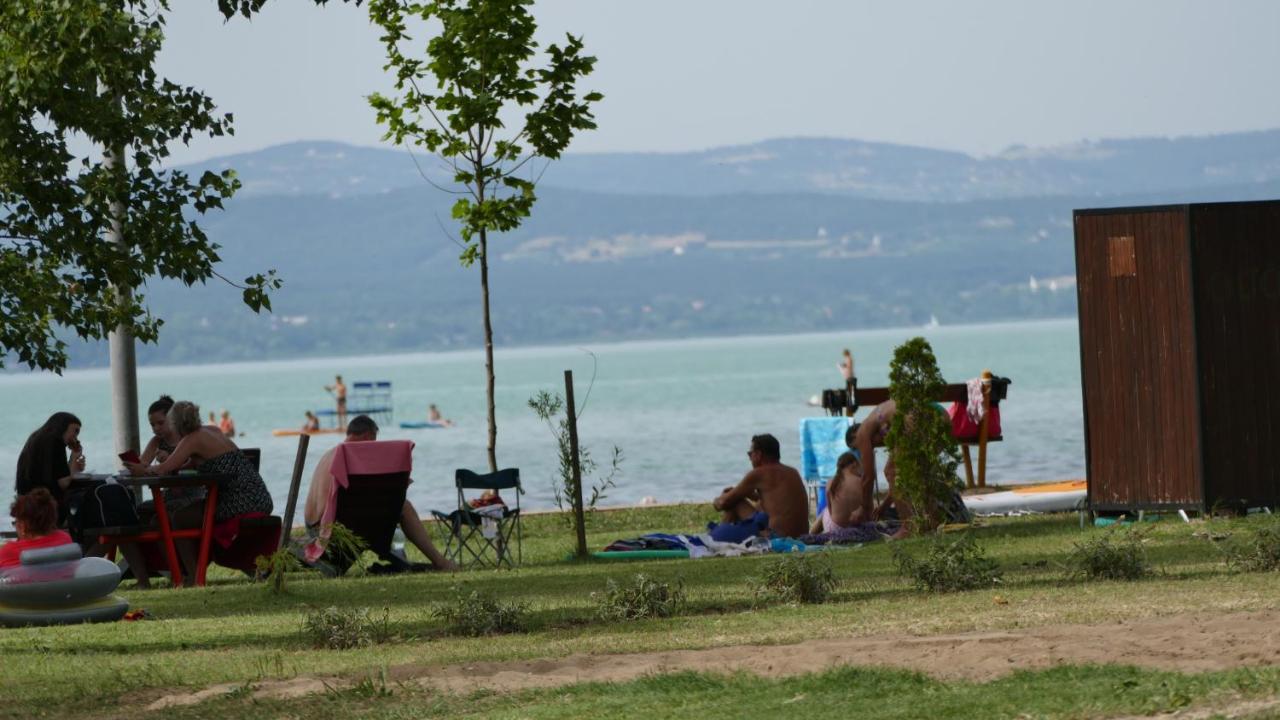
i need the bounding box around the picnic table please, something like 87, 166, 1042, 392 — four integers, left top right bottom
90, 473, 231, 588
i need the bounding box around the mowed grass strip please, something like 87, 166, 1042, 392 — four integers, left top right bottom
1, 506, 1278, 719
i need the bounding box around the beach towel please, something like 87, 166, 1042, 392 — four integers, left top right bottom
601, 533, 769, 559
799, 417, 852, 513
799, 521, 895, 546
303, 440, 414, 563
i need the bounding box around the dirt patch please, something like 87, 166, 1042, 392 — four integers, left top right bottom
400, 609, 1280, 693
146, 609, 1280, 711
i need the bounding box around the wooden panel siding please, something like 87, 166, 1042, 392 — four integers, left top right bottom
1191, 201, 1280, 508
1075, 208, 1200, 509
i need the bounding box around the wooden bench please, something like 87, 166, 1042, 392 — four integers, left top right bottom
844, 370, 1010, 488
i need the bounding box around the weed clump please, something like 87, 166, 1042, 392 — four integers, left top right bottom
1068, 528, 1150, 581
255, 547, 303, 594
894, 533, 1002, 592
301, 606, 391, 650
755, 552, 838, 605
1223, 522, 1280, 572
435, 588, 528, 636
595, 573, 686, 621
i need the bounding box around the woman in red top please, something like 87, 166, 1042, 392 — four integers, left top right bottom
0, 488, 74, 569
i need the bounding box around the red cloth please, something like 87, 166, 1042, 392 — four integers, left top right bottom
0, 531, 74, 568
304, 440, 414, 562
212, 512, 270, 549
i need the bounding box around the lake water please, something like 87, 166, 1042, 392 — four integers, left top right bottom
0, 319, 1083, 529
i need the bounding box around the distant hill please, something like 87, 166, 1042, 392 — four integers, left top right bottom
185, 129, 1280, 202
35, 130, 1280, 368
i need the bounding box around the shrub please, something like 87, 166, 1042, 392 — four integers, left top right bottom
595, 573, 686, 621
754, 553, 838, 605
254, 547, 303, 594
435, 588, 528, 636
1223, 522, 1280, 572
301, 606, 391, 650
1068, 528, 1151, 581
894, 532, 1002, 592
886, 337, 964, 533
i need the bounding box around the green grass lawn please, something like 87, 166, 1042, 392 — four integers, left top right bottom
2, 505, 1279, 720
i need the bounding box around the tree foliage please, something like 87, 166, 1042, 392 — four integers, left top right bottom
0, 0, 279, 371
886, 337, 963, 532
369, 0, 602, 469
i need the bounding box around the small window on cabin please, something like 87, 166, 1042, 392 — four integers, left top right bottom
1108, 235, 1136, 277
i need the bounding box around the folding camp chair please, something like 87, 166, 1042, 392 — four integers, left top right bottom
302, 440, 417, 575
431, 468, 522, 569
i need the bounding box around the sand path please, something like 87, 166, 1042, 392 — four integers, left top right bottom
145, 608, 1280, 712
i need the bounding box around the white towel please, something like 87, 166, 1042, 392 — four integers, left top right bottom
966, 378, 985, 422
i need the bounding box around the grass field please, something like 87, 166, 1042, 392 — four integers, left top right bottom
2, 505, 1279, 719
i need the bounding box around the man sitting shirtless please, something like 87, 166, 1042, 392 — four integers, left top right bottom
712, 433, 809, 538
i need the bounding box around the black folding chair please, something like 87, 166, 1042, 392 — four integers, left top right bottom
326, 470, 411, 574
431, 468, 521, 569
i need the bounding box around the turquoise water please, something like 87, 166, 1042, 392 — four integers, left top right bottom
0, 319, 1083, 528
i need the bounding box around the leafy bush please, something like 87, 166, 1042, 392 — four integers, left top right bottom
1223, 522, 1280, 572
595, 573, 686, 621
1068, 528, 1151, 581
886, 337, 964, 533
435, 588, 528, 636
754, 553, 838, 605
894, 533, 1002, 592
323, 522, 371, 574
301, 607, 391, 650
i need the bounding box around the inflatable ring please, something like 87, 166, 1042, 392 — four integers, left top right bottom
0, 543, 128, 628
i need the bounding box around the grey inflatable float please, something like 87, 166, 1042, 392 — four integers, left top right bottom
0, 543, 129, 627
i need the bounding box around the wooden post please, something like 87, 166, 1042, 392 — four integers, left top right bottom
564, 370, 588, 559
278, 433, 311, 550
977, 369, 993, 488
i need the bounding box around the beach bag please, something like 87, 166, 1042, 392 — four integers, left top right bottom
947, 402, 1001, 440
69, 482, 139, 543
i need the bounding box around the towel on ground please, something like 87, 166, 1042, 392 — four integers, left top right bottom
799, 521, 896, 546
602, 533, 770, 558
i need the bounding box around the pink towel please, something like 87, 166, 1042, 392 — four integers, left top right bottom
304, 440, 414, 562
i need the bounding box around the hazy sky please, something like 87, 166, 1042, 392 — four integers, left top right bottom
157, 0, 1280, 164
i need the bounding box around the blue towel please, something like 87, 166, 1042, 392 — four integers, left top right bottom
799, 417, 851, 513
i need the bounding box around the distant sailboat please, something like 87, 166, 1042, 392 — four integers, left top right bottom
925, 314, 940, 329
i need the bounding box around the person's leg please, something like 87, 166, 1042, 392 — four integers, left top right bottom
400, 501, 457, 570
116, 543, 152, 589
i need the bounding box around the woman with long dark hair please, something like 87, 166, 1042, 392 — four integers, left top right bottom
15, 412, 85, 526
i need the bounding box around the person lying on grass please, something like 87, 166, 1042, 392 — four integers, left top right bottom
303, 415, 456, 571
712, 433, 809, 538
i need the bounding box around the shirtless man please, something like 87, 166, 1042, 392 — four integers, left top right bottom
303, 415, 455, 571
809, 451, 873, 534
848, 399, 912, 537
712, 433, 809, 538
325, 375, 347, 428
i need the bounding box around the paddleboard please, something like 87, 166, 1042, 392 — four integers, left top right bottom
399, 421, 447, 429
271, 428, 345, 437
963, 480, 1086, 516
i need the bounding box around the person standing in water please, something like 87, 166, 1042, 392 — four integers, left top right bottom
839, 348, 855, 384
325, 375, 347, 429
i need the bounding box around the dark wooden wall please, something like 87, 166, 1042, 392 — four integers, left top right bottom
1075, 208, 1202, 510
1190, 201, 1280, 508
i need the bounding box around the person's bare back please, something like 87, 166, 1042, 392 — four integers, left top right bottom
816, 452, 872, 533
714, 434, 809, 538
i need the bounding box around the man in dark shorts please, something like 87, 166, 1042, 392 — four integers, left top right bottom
712, 433, 809, 538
